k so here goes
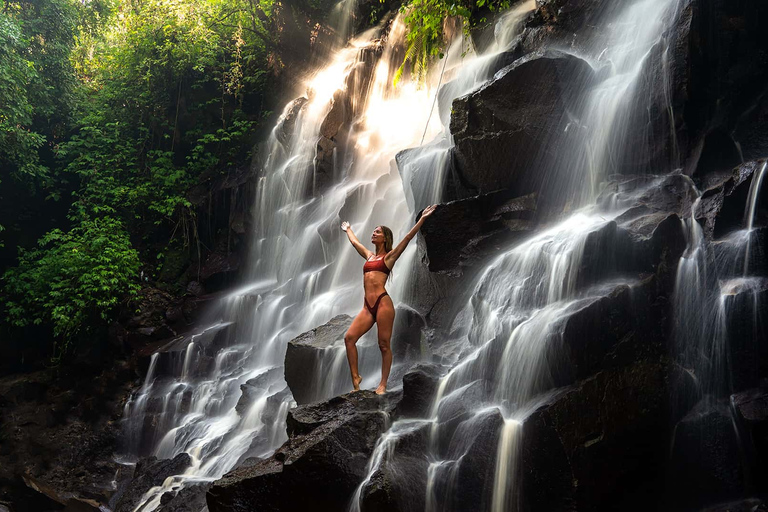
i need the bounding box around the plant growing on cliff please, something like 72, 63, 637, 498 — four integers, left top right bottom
2, 217, 140, 357
396, 0, 510, 85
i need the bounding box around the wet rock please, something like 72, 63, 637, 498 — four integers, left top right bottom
276, 97, 309, 146
284, 315, 352, 405
396, 363, 446, 419
684, 0, 768, 173
156, 483, 211, 512
435, 379, 491, 426
198, 251, 241, 292
554, 279, 662, 386
319, 89, 350, 140
395, 142, 472, 213
345, 40, 384, 116
732, 386, 768, 471
114, 454, 192, 512
669, 398, 746, 510
429, 408, 505, 512
723, 279, 768, 392
419, 192, 537, 275
235, 367, 283, 415
450, 49, 594, 197
206, 391, 399, 512
359, 421, 431, 512
315, 135, 336, 162
521, 358, 673, 511
702, 498, 768, 512
0, 363, 136, 511
391, 305, 426, 361
697, 160, 766, 238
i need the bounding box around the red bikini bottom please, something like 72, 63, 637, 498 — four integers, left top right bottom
364, 292, 389, 320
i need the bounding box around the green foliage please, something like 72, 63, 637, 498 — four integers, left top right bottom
1, 0, 275, 357
2, 217, 140, 355
396, 0, 511, 85
0, 12, 47, 181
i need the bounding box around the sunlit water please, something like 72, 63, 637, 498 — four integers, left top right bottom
114, 0, 745, 509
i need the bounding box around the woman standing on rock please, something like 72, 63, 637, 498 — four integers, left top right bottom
340, 205, 437, 394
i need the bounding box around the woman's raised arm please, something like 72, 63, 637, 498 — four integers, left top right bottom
341, 221, 373, 259
384, 205, 437, 267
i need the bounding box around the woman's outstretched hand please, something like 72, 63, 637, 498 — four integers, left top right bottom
421, 205, 437, 219
341, 221, 350, 232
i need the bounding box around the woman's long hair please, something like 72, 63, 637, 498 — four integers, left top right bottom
379, 226, 394, 253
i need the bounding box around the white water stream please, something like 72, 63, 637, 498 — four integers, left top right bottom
118, 0, 706, 509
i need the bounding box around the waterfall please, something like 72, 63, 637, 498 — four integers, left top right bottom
118, 8, 461, 510
119, 0, 697, 508
743, 161, 767, 274
352, 0, 687, 508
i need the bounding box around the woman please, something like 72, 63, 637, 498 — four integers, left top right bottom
340, 204, 437, 395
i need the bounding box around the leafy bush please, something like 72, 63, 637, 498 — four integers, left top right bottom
3, 217, 140, 355
397, 0, 511, 85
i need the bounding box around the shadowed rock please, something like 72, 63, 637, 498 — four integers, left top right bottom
521, 358, 674, 511
419, 192, 537, 275
114, 454, 192, 512
668, 397, 749, 510
450, 49, 595, 196
396, 363, 447, 419
732, 386, 768, 488
284, 315, 352, 405
359, 421, 431, 512
206, 391, 400, 512
723, 279, 768, 392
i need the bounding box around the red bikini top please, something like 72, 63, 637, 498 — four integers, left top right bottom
363, 255, 391, 275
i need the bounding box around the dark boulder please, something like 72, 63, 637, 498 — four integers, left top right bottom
156, 483, 210, 512
235, 367, 283, 415
453, 409, 506, 511
423, 408, 505, 511
450, 49, 594, 197
553, 279, 662, 386
419, 192, 537, 275
391, 305, 427, 361
701, 498, 768, 512
521, 358, 674, 511
696, 160, 766, 239
114, 454, 192, 512
732, 386, 768, 480
206, 391, 400, 512
396, 363, 446, 419
284, 315, 352, 405
684, 0, 768, 174
276, 97, 309, 147
722, 279, 768, 392
669, 398, 747, 510
358, 420, 431, 512
198, 251, 242, 292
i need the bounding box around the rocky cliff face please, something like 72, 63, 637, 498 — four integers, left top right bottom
208, 0, 768, 511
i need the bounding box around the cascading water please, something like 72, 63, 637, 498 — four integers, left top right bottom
118, 0, 715, 508
118, 10, 464, 511
347, 0, 688, 510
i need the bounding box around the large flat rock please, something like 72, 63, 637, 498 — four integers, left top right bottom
206, 390, 401, 512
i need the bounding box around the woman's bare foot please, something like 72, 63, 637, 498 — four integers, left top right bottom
375, 384, 387, 395
352, 375, 363, 392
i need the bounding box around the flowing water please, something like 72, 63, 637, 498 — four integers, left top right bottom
118, 0, 720, 508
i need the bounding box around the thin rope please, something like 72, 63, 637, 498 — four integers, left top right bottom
420, 51, 450, 146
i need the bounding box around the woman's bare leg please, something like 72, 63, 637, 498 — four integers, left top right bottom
344, 309, 375, 391
375, 297, 395, 395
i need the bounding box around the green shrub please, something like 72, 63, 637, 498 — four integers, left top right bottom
3, 217, 140, 356
397, 0, 511, 85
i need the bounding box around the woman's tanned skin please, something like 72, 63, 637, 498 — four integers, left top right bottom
340, 204, 437, 394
